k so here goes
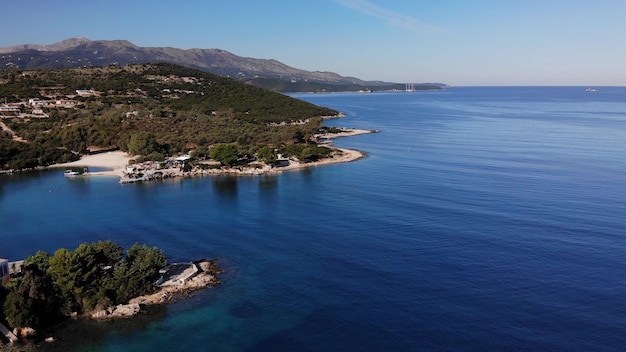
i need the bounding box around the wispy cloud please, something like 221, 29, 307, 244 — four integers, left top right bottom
335, 0, 439, 33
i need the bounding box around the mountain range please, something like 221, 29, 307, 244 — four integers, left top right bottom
0, 38, 445, 92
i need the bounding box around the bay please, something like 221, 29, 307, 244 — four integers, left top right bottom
2, 87, 626, 351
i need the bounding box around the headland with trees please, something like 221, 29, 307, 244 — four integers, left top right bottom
0, 240, 219, 346
0, 63, 367, 173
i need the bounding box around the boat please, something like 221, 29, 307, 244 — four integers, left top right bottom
585, 87, 598, 92
64, 169, 80, 177
64, 168, 87, 177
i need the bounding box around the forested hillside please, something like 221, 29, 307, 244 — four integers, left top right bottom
0, 63, 339, 170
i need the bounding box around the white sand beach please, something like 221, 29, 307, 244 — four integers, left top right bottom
316, 128, 374, 140
53, 151, 132, 177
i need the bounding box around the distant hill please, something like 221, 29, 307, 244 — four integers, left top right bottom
0, 38, 446, 92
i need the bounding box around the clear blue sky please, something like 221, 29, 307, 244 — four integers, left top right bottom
2, 0, 625, 86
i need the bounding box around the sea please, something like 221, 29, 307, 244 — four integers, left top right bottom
2, 86, 626, 351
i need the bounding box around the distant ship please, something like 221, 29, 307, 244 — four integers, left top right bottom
585, 87, 598, 92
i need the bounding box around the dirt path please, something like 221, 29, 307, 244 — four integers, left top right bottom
0, 121, 28, 143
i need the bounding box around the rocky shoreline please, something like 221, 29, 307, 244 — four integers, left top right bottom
91, 259, 222, 320
119, 144, 369, 184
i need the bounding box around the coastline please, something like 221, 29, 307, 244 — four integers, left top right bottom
52, 151, 132, 177
269, 147, 365, 174
48, 128, 374, 181
316, 128, 374, 140
91, 259, 221, 320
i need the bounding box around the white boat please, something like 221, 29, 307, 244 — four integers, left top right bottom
64, 169, 80, 177
585, 87, 598, 92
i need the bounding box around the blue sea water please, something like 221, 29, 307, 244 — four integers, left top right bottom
2, 87, 626, 351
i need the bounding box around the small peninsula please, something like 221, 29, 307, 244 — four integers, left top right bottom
0, 241, 221, 347
52, 127, 374, 182
0, 63, 372, 175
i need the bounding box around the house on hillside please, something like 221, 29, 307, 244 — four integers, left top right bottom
76, 89, 96, 97
29, 98, 51, 107
0, 105, 20, 117
56, 99, 78, 108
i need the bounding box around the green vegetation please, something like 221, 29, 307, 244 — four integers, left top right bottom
256, 145, 278, 164
281, 144, 333, 162
210, 144, 239, 167
0, 241, 166, 330
0, 63, 339, 170
0, 138, 78, 169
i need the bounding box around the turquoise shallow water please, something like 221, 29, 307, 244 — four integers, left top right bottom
3, 87, 626, 351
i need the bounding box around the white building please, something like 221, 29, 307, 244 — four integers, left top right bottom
0, 105, 20, 116
76, 89, 95, 96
